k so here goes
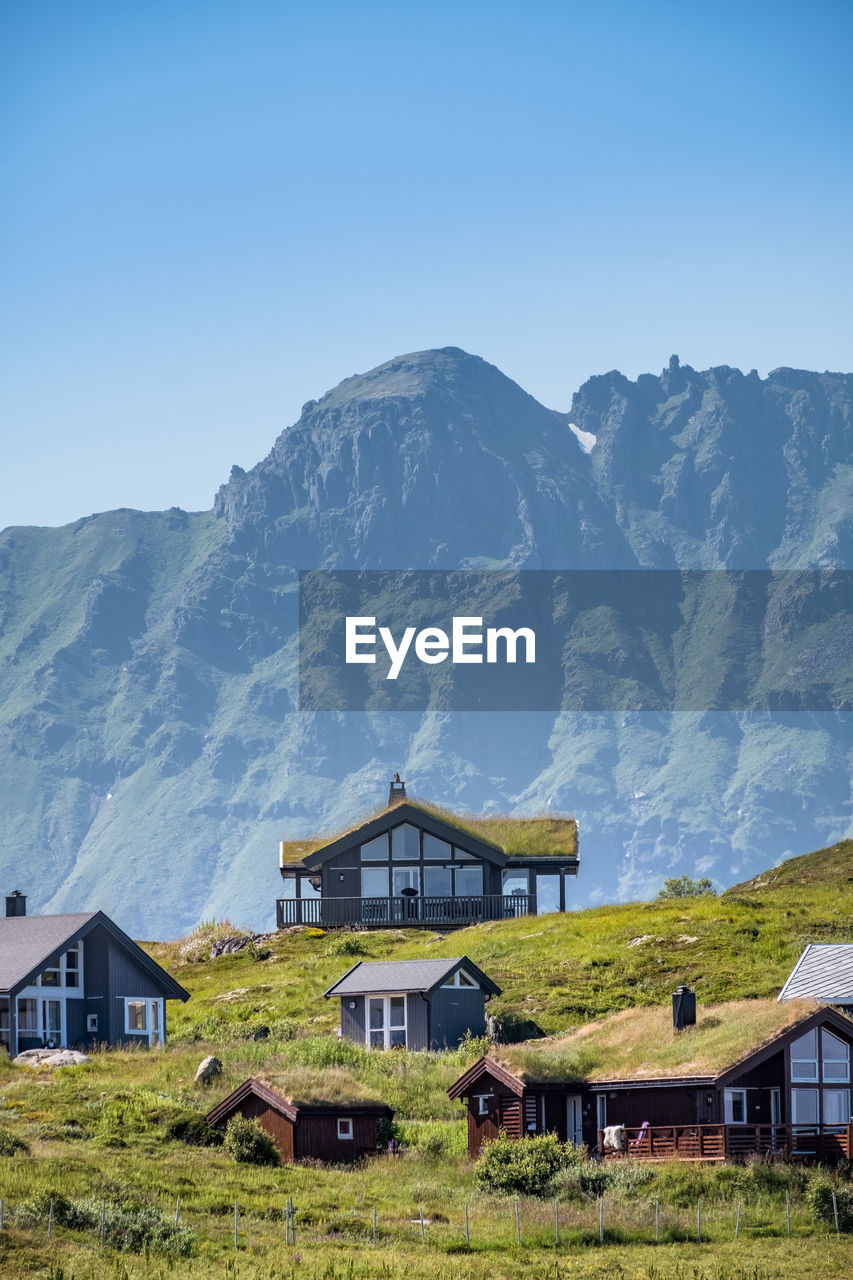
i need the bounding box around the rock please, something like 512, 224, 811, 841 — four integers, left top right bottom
14, 1048, 90, 1068
195, 1055, 223, 1085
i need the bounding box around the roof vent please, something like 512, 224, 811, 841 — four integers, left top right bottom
672, 985, 696, 1031
5, 890, 26, 918
388, 773, 406, 805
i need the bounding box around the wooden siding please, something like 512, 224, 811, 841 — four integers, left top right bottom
340, 995, 365, 1044
405, 993, 429, 1052
430, 987, 487, 1049
296, 1112, 382, 1162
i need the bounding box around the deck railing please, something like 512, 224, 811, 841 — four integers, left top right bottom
277, 893, 532, 929
601, 1122, 853, 1163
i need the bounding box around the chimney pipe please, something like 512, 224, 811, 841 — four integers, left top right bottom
5, 890, 26, 918
672, 985, 696, 1032
388, 773, 406, 805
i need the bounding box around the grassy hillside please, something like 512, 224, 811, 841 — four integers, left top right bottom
149, 837, 853, 1046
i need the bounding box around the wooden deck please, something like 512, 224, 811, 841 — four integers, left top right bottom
277, 893, 533, 929
601, 1123, 853, 1163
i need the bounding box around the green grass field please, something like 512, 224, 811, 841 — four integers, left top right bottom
1, 839, 853, 1276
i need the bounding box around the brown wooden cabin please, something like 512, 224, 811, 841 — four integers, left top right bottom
448, 1003, 853, 1163
206, 1078, 394, 1164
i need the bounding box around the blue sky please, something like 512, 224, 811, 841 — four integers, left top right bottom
2, 0, 852, 528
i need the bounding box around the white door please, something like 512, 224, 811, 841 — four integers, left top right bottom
566, 1094, 584, 1146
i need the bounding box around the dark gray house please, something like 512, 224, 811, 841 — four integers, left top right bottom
0, 892, 189, 1055
324, 956, 501, 1051
278, 777, 579, 930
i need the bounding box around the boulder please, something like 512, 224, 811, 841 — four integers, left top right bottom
14, 1048, 90, 1068
195, 1055, 223, 1085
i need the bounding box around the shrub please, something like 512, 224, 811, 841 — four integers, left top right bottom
165, 1112, 223, 1147
223, 1115, 280, 1166
0, 1127, 29, 1156
476, 1131, 568, 1197
805, 1174, 853, 1232
657, 875, 715, 899
327, 932, 367, 957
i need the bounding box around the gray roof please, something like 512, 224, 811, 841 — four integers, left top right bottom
324, 956, 501, 998
0, 911, 190, 1001
778, 944, 853, 1004
0, 913, 97, 993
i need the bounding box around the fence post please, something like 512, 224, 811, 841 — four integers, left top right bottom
175, 1196, 181, 1227
599, 1194, 604, 1244
373, 1205, 377, 1245
465, 1204, 470, 1249
786, 1189, 791, 1238
100, 1198, 106, 1245
832, 1192, 840, 1235
555, 1197, 560, 1246
48, 1197, 54, 1239
419, 1205, 425, 1244
655, 1199, 659, 1244
735, 1201, 741, 1240
515, 1200, 521, 1246
697, 1196, 702, 1244
234, 1200, 238, 1250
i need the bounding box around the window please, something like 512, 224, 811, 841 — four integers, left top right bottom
454, 865, 483, 896
423, 834, 450, 860
476, 1094, 493, 1116
791, 1029, 818, 1081
791, 1088, 819, 1125
126, 1000, 148, 1033
822, 1030, 850, 1082
724, 1089, 747, 1124
367, 995, 407, 1049
361, 867, 389, 898
423, 865, 452, 896
442, 969, 478, 988
124, 998, 164, 1044
362, 835, 388, 861
391, 824, 419, 860
337, 1118, 353, 1140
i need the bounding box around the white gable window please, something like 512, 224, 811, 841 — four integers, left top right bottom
337, 1118, 353, 1140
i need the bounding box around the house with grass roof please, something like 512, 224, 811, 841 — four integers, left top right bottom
448, 997, 853, 1163
277, 776, 579, 930
206, 1075, 394, 1163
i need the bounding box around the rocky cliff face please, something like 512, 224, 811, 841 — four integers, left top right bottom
1, 348, 851, 936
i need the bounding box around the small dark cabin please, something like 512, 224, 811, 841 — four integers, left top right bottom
449, 999, 853, 1162
277, 777, 579, 930
206, 1078, 394, 1163
324, 956, 501, 1051
0, 892, 189, 1055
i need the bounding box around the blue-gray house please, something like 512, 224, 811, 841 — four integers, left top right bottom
324, 956, 501, 1051
0, 891, 189, 1055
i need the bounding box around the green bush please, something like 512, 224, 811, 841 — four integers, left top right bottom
805, 1174, 853, 1232
0, 1126, 29, 1156
223, 1115, 280, 1166
476, 1131, 569, 1197
165, 1112, 223, 1147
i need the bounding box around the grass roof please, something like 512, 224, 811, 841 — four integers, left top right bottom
489, 998, 829, 1083
280, 798, 577, 863
256, 1066, 388, 1108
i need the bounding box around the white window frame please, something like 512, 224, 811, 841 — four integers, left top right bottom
124, 997, 164, 1045
337, 1117, 354, 1140
724, 1088, 747, 1124
366, 994, 407, 1050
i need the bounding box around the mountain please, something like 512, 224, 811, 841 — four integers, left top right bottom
1, 348, 852, 936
